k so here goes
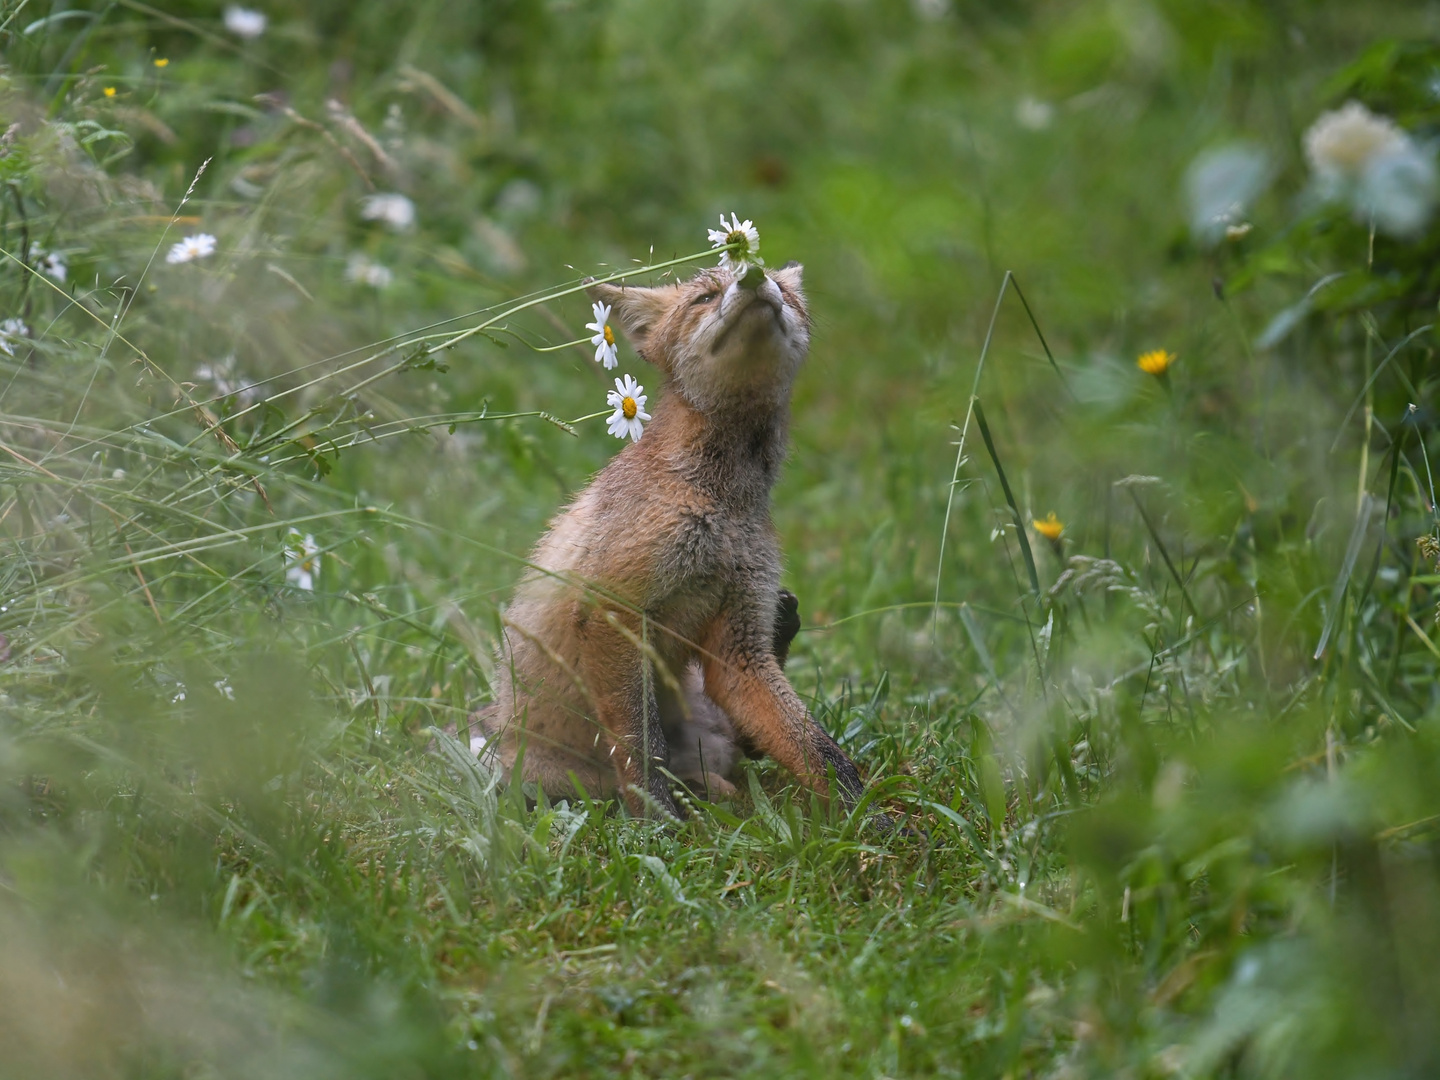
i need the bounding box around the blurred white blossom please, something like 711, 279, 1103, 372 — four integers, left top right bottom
360, 193, 415, 230
224, 5, 267, 39
1015, 96, 1055, 131
346, 253, 394, 289
30, 245, 67, 283
166, 233, 216, 264
494, 178, 542, 220
0, 318, 29, 356
1184, 143, 1272, 246
194, 356, 258, 406
1357, 142, 1437, 238
1304, 101, 1437, 237
1305, 101, 1405, 184
284, 531, 320, 592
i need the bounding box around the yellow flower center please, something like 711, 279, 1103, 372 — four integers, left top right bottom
603, 324, 615, 346
622, 396, 637, 420
726, 229, 747, 250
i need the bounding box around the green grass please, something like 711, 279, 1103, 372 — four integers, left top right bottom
3, 1, 1440, 1076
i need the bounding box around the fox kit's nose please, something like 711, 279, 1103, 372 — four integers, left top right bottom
753, 273, 784, 310
718, 267, 787, 330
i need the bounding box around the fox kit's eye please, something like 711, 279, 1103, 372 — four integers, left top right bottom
693, 292, 717, 306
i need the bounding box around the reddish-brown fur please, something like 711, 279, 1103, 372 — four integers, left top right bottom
475, 262, 863, 817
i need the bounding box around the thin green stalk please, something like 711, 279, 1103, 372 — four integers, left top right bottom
973, 399, 1041, 600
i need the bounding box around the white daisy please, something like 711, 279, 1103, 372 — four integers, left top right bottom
284, 530, 320, 592
605, 374, 650, 442
707, 212, 762, 275
345, 253, 394, 289
360, 192, 415, 230
224, 5, 267, 39
585, 300, 619, 369
0, 318, 29, 356
166, 233, 217, 264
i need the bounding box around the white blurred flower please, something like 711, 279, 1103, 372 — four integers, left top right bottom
605, 374, 650, 442
346, 253, 394, 289
224, 5, 267, 39
586, 300, 618, 369
1015, 96, 1054, 131
1305, 102, 1405, 184
1184, 144, 1272, 246
195, 355, 258, 406
1304, 102, 1437, 237
166, 233, 217, 264
360, 193, 415, 230
30, 245, 67, 283
707, 213, 761, 275
0, 318, 29, 356
494, 178, 542, 220
1358, 142, 1438, 238
284, 530, 320, 592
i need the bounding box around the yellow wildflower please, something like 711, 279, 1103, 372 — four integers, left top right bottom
154, 57, 169, 67
1033, 512, 1064, 541
103, 86, 117, 98
1137, 349, 1175, 376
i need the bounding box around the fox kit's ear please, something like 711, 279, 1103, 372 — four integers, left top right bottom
773, 260, 804, 292
586, 281, 682, 368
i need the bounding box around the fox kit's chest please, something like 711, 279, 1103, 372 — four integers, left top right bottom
531, 461, 774, 591
655, 491, 774, 589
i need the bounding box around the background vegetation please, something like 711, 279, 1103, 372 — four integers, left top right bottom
3, 1, 1439, 1076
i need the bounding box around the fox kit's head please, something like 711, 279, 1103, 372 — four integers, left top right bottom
588, 263, 810, 415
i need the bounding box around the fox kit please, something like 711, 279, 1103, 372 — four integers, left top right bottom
475, 262, 863, 819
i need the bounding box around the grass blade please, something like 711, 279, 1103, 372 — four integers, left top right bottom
1314, 492, 1377, 659
934, 271, 1067, 629
973, 399, 1041, 599
1126, 487, 1200, 623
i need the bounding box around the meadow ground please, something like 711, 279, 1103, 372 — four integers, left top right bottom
3, 2, 1440, 1077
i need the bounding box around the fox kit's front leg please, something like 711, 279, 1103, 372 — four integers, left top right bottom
576, 607, 684, 819
700, 605, 862, 804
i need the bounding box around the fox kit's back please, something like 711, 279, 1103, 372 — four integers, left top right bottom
477, 262, 863, 818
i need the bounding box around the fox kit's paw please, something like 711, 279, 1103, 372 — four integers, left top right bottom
773, 589, 801, 667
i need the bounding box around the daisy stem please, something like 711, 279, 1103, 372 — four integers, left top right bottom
568, 410, 611, 424
424, 248, 718, 356
528, 337, 590, 352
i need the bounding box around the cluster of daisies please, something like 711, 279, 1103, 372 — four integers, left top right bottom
586, 213, 761, 442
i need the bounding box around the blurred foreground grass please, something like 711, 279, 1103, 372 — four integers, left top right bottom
3, 1, 1440, 1076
